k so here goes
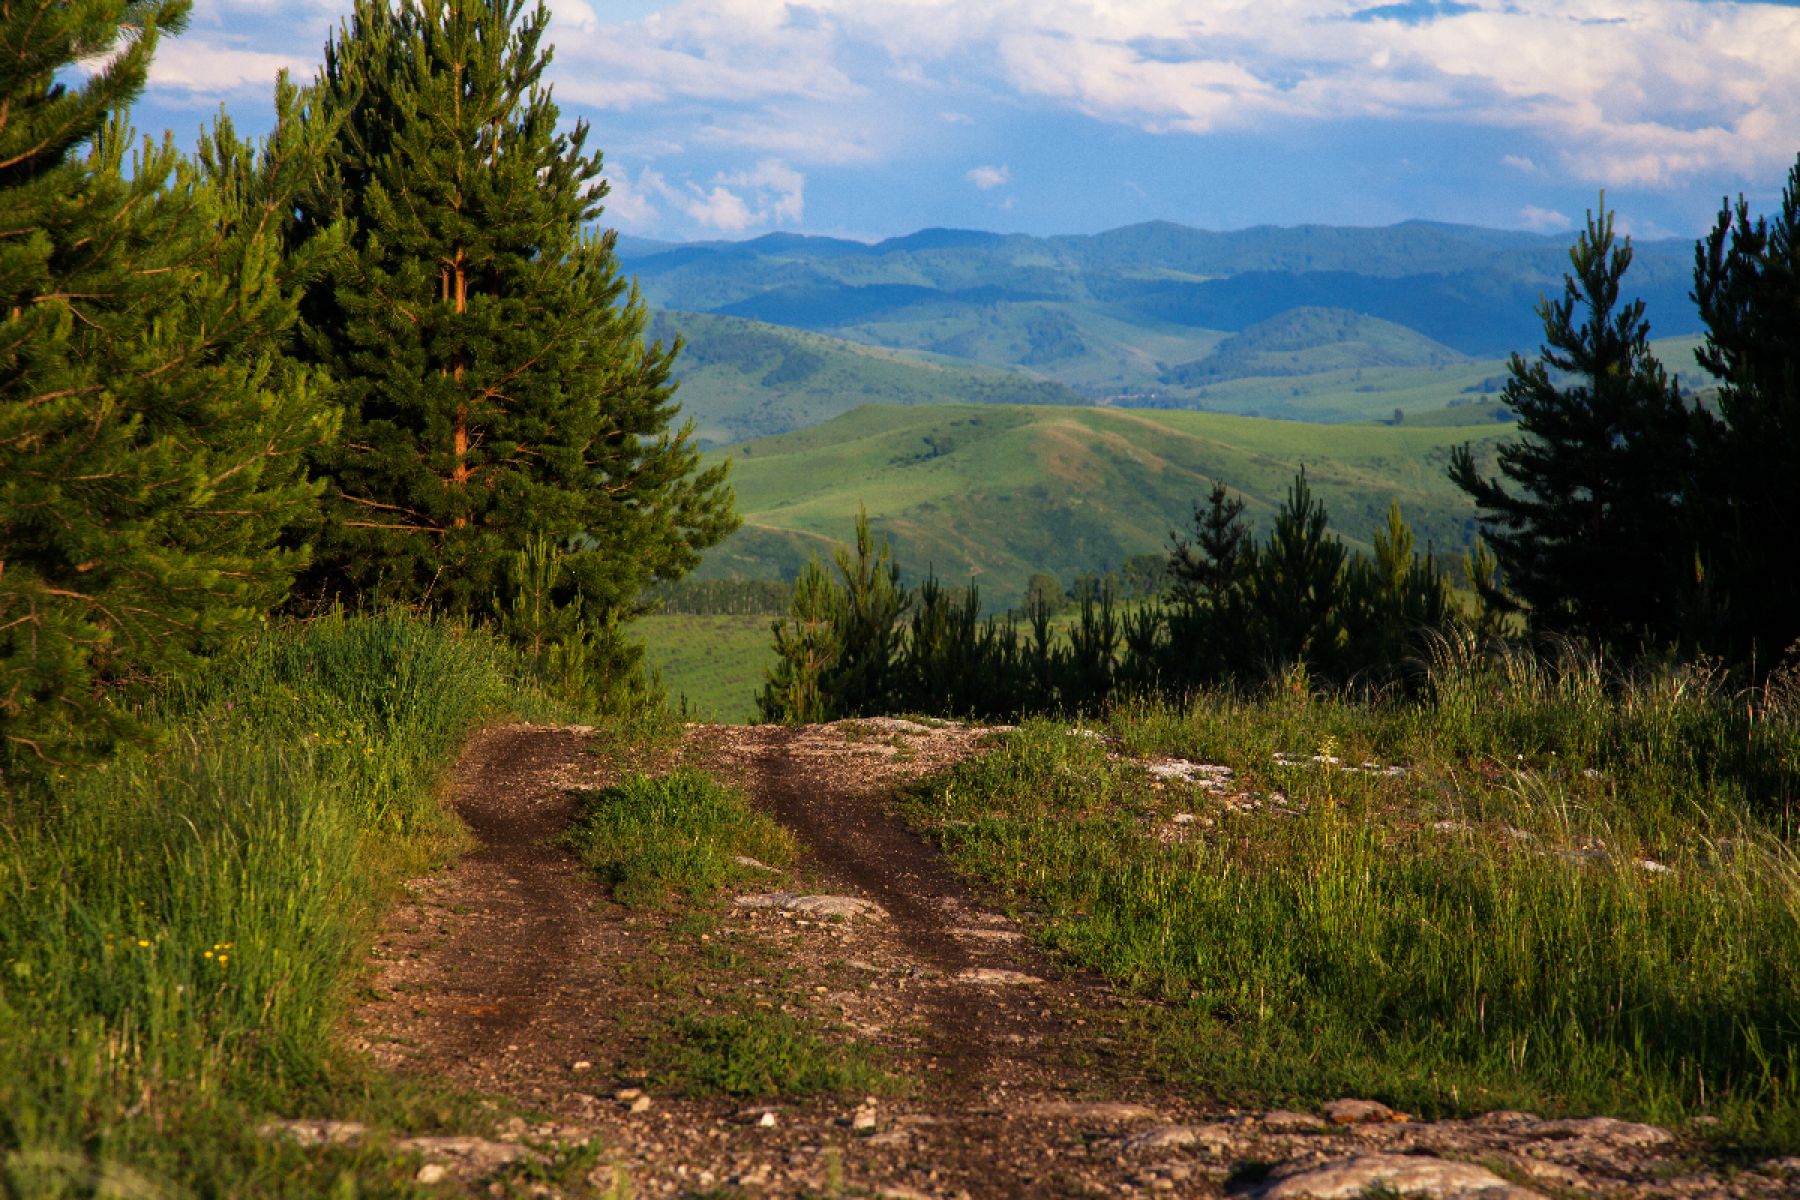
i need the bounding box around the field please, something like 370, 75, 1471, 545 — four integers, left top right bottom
904, 643, 1800, 1147
637, 612, 777, 722
693, 402, 1514, 605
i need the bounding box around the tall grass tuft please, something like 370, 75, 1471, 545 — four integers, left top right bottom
908, 646, 1800, 1150
0, 611, 572, 1195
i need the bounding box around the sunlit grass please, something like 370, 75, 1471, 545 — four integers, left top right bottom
905, 641, 1800, 1151
0, 612, 576, 1196
559, 768, 798, 907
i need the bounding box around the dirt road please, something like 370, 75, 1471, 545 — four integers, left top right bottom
343, 720, 1789, 1199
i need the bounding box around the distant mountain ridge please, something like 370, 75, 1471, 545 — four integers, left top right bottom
618, 218, 1700, 370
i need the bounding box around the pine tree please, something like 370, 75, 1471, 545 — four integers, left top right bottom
1449, 203, 1694, 649
286, 0, 736, 637
1165, 480, 1254, 684
1, 1, 331, 771
1690, 154, 1800, 669
1248, 468, 1347, 672
759, 556, 838, 724
1339, 501, 1449, 678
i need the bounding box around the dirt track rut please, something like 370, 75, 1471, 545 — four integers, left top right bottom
343, 720, 1788, 1199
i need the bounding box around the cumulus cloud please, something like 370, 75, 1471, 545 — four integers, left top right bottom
1518, 204, 1571, 231
145, 39, 310, 97
965, 163, 1010, 189
561, 0, 1800, 188
604, 158, 805, 234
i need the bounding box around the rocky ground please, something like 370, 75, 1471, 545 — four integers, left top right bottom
261, 720, 1800, 1198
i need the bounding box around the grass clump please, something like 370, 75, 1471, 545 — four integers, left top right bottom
560, 768, 798, 907
654, 1010, 899, 1100
906, 645, 1800, 1151
0, 611, 573, 1196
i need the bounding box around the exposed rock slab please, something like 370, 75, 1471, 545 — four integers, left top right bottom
1025, 1100, 1162, 1123
1252, 1153, 1544, 1200
732, 891, 887, 920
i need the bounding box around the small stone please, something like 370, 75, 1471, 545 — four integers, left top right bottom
629, 1095, 653, 1114
571, 1060, 592, 1072
852, 1102, 878, 1132
733, 855, 778, 872
758, 1111, 778, 1128
957, 968, 1041, 986
415, 1163, 449, 1185
614, 1088, 644, 1102
257, 1119, 368, 1147
1122, 1123, 1232, 1152
1260, 1110, 1324, 1131
1322, 1098, 1400, 1125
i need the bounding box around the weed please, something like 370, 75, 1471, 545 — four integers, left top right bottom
558, 769, 799, 907
653, 1011, 901, 1100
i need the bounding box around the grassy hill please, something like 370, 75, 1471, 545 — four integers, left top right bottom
1162, 307, 1467, 384
692, 403, 1513, 606
650, 310, 1086, 445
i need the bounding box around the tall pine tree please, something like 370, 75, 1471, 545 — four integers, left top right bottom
1248, 467, 1347, 672
1449, 204, 1694, 649
1, 1, 331, 771
286, 0, 735, 648
1690, 155, 1800, 670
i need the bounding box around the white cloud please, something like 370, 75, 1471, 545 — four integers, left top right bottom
717, 158, 807, 224
145, 39, 309, 96
1502, 155, 1541, 174
1518, 204, 1571, 231
603, 158, 805, 233
560, 0, 1800, 189
966, 163, 1010, 189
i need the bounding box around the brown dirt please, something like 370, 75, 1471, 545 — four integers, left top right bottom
344, 720, 1799, 1199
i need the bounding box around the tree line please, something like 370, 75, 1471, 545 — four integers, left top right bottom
760, 171, 1800, 721
758, 483, 1460, 723
2, 0, 735, 780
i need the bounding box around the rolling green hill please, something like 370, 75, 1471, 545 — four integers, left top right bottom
1162, 307, 1467, 384
650, 310, 1086, 445
692, 403, 1514, 606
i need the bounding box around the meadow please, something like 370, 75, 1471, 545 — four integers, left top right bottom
637, 613, 777, 722
0, 613, 598, 1197
901, 639, 1800, 1149
697, 401, 1513, 603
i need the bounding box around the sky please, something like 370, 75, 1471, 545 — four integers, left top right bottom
132, 0, 1800, 245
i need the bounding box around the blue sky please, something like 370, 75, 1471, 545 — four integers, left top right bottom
133, 0, 1800, 244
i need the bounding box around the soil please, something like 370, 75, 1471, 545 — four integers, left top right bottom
340, 720, 1800, 1199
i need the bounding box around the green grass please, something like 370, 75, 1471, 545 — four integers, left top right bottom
652, 1011, 900, 1100
901, 640, 1800, 1151
559, 768, 798, 908
637, 613, 777, 723
0, 612, 578, 1196
698, 402, 1512, 604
